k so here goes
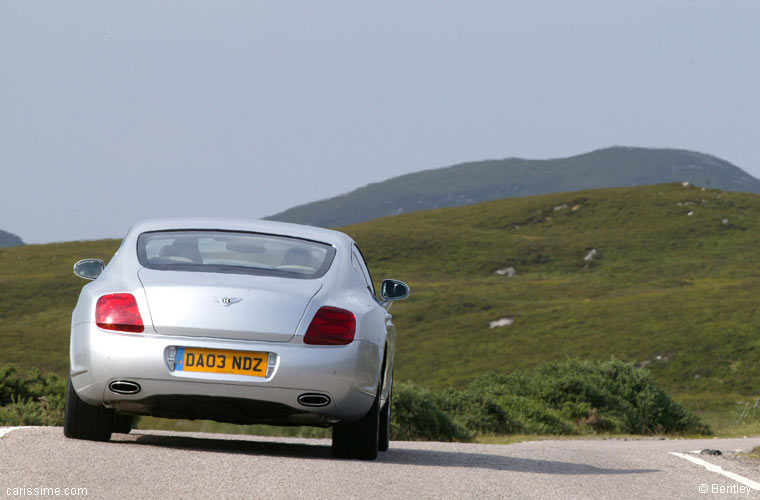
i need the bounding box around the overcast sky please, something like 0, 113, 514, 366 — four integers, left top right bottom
1, 1, 759, 244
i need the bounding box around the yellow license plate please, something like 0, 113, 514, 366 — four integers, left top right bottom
177, 347, 268, 377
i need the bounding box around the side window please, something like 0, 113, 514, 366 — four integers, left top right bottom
352, 245, 375, 296
351, 253, 369, 291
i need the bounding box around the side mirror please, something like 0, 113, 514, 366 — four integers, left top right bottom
73, 259, 105, 280
380, 279, 410, 301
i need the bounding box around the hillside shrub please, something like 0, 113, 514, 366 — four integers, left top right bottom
500, 395, 576, 435
433, 388, 521, 434
0, 396, 64, 426
0, 364, 65, 426
390, 382, 470, 441
530, 359, 710, 434
465, 372, 575, 434
391, 359, 709, 440
0, 360, 708, 439
736, 398, 760, 424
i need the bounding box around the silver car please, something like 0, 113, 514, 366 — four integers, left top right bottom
65, 218, 409, 460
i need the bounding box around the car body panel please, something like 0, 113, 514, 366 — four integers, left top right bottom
138, 269, 322, 342
69, 218, 400, 427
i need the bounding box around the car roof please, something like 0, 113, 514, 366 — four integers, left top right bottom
127, 218, 353, 247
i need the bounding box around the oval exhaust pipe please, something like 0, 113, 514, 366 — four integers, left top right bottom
109, 380, 141, 395
298, 393, 331, 407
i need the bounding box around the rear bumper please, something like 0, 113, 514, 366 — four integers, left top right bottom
70, 322, 381, 424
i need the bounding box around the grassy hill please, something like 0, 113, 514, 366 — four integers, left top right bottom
2, 183, 760, 423
0, 229, 24, 248
267, 147, 760, 228
0, 239, 120, 373
342, 183, 760, 415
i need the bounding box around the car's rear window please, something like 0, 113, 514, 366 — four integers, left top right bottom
137, 230, 335, 279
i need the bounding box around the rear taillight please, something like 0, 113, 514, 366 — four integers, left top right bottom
96, 293, 144, 333
304, 307, 356, 345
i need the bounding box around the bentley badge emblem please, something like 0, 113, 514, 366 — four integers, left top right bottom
215, 296, 242, 306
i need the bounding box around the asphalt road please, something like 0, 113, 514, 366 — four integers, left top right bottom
2, 427, 760, 499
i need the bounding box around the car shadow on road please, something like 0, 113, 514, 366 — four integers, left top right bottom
380, 448, 659, 475
118, 433, 658, 475
122, 432, 333, 459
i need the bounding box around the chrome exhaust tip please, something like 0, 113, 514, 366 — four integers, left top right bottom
298, 393, 331, 407
108, 380, 141, 395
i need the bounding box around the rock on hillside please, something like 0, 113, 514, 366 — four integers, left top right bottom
267, 146, 760, 228
0, 229, 24, 248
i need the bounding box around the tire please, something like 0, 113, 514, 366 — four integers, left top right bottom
378, 377, 392, 452
355, 388, 381, 460
63, 377, 113, 442
112, 414, 134, 434
331, 362, 384, 460
331, 392, 380, 460
330, 423, 353, 459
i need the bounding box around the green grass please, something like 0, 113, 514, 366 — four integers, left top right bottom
0, 239, 120, 374
342, 183, 760, 427
474, 434, 687, 445
2, 183, 760, 434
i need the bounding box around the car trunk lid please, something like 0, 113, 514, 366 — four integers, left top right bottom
138, 269, 322, 342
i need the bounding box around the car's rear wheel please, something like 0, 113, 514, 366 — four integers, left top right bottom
330, 422, 353, 458
332, 361, 384, 460
331, 391, 380, 460
63, 377, 113, 441
112, 414, 134, 434
378, 375, 392, 452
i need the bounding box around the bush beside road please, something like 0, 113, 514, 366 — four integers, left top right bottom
1, 359, 713, 440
